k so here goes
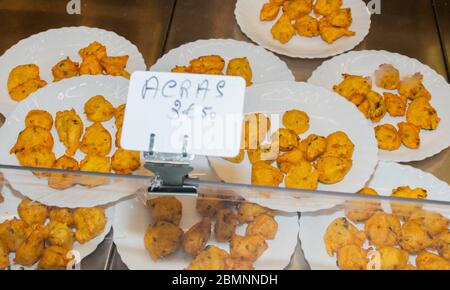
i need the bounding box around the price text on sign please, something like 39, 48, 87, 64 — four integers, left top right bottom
121, 71, 246, 157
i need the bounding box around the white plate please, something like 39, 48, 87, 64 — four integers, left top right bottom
0, 26, 147, 117
299, 162, 450, 270
234, 0, 371, 58
0, 75, 148, 208
208, 81, 378, 213
151, 39, 294, 82
308, 50, 450, 162
0, 186, 113, 270
113, 195, 299, 270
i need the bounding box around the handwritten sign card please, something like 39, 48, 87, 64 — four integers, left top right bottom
121, 71, 246, 157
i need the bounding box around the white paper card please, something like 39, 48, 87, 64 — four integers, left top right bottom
122, 71, 246, 157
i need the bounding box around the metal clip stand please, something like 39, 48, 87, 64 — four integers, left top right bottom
144, 134, 197, 195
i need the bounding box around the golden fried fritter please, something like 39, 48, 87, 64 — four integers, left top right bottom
283, 109, 310, 135
434, 231, 450, 261
15, 224, 48, 266
323, 131, 355, 159
375, 64, 400, 90
189, 55, 225, 74
223, 149, 245, 164
243, 113, 271, 150
224, 257, 255, 270
282, 0, 313, 20
79, 41, 107, 60
398, 122, 420, 149
298, 134, 327, 161
84, 95, 115, 122
80, 122, 112, 156
8, 64, 40, 92
251, 161, 284, 187
0, 240, 9, 269
79, 154, 111, 187
230, 234, 268, 262
0, 218, 30, 252
276, 147, 305, 174
333, 74, 372, 101
326, 8, 352, 28
246, 214, 278, 240
314, 0, 342, 16
392, 186, 427, 199
73, 207, 107, 244
406, 97, 440, 130
416, 252, 450, 270
238, 202, 275, 224
226, 57, 253, 87
409, 210, 449, 237
384, 92, 407, 117
9, 79, 47, 102
398, 73, 432, 101
323, 217, 365, 256
247, 143, 278, 164
272, 128, 299, 152
377, 247, 409, 270
147, 196, 182, 226
196, 194, 226, 218
260, 2, 281, 21
399, 220, 434, 254
345, 187, 382, 223
185, 245, 229, 270
106, 66, 130, 79
285, 160, 319, 190
320, 24, 355, 44
214, 208, 238, 243
52, 57, 79, 82
48, 207, 74, 226
55, 109, 84, 156
10, 126, 54, 155
336, 245, 368, 270
18, 198, 48, 226
366, 91, 386, 122
171, 66, 191, 73
25, 110, 53, 130
111, 149, 141, 174
115, 104, 126, 129
271, 13, 296, 44
48, 155, 80, 190
100, 55, 129, 72
357, 99, 370, 118
365, 212, 401, 248
79, 55, 103, 75
38, 246, 70, 270
374, 124, 401, 151
316, 156, 352, 184
144, 221, 183, 261
15, 146, 56, 176
48, 221, 74, 250
295, 15, 320, 37
182, 218, 211, 256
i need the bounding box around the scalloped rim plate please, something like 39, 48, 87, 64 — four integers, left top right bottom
234, 0, 371, 59
0, 26, 146, 117
299, 162, 450, 270
151, 38, 295, 82
208, 81, 378, 213
308, 50, 450, 162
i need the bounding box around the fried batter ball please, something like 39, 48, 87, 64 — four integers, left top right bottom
416, 251, 450, 270
84, 95, 115, 122
147, 196, 182, 226
224, 257, 255, 270
144, 221, 183, 261
398, 73, 432, 101
375, 64, 400, 90
196, 193, 226, 218
323, 217, 365, 256
18, 198, 48, 226
226, 57, 253, 87
214, 208, 238, 242
409, 210, 449, 237
243, 113, 271, 150
377, 247, 409, 270
230, 234, 268, 262
364, 212, 401, 248
238, 202, 275, 224
276, 147, 305, 174
326, 8, 352, 28
282, 109, 310, 135
260, 2, 281, 21
333, 74, 372, 101
374, 124, 401, 151
434, 231, 450, 261
79, 155, 111, 187
323, 131, 354, 159
189, 55, 225, 74
80, 122, 112, 156
9, 79, 47, 102
182, 218, 211, 256
366, 91, 386, 122
15, 146, 56, 176
316, 156, 352, 184
271, 13, 296, 44
251, 161, 284, 187
298, 134, 327, 161
0, 240, 9, 269
115, 104, 126, 129
390, 187, 427, 219
314, 0, 342, 16
224, 149, 245, 164
49, 207, 74, 226
48, 221, 74, 250
282, 0, 313, 20
336, 245, 368, 270
79, 55, 103, 75
100, 55, 129, 72
345, 187, 382, 223
185, 245, 229, 270
52, 57, 79, 82
10, 126, 54, 154
398, 122, 420, 149
7, 64, 40, 92
285, 161, 319, 190
79, 41, 107, 60
111, 149, 141, 174
48, 155, 80, 190
25, 110, 53, 130
55, 109, 84, 156
272, 128, 299, 152
38, 246, 71, 270
247, 143, 279, 164
320, 25, 355, 44
15, 224, 48, 266
246, 214, 278, 240
0, 218, 30, 252
295, 15, 320, 37
406, 97, 440, 130
399, 220, 434, 254
73, 207, 107, 244
383, 92, 407, 117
